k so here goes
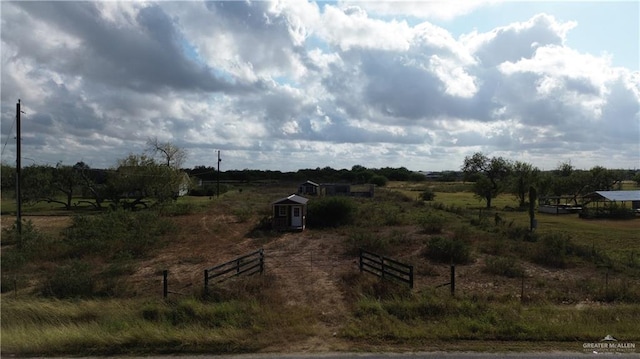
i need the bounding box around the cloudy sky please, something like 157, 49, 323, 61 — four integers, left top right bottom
1, 1, 639, 172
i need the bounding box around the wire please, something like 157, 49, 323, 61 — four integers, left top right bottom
1, 116, 16, 159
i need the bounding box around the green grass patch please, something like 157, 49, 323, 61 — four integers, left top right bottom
341, 293, 640, 342
0, 297, 315, 356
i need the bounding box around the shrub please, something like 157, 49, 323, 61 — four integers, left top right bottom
419, 211, 445, 234
532, 233, 571, 268
307, 197, 355, 228
423, 236, 472, 264
420, 188, 436, 201
346, 231, 384, 255
483, 256, 525, 278
42, 260, 95, 298
64, 209, 175, 258
370, 175, 388, 187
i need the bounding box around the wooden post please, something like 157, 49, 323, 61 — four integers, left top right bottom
359, 249, 363, 273
409, 265, 414, 289
520, 275, 525, 303
204, 269, 209, 296
16, 100, 22, 246
163, 270, 168, 299
450, 264, 455, 296
259, 249, 264, 274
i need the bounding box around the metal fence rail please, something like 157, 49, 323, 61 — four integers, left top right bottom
359, 248, 413, 288
204, 249, 264, 294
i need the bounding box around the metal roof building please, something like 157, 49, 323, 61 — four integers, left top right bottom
583, 190, 640, 202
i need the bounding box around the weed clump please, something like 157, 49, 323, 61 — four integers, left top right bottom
423, 235, 472, 264
483, 255, 525, 278
42, 260, 95, 298
419, 211, 445, 234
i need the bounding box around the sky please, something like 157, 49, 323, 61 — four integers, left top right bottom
1, 0, 639, 172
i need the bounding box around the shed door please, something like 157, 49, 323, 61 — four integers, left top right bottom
291, 206, 302, 227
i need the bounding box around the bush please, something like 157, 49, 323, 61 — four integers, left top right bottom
370, 175, 388, 187
420, 188, 436, 201
64, 209, 175, 258
307, 197, 355, 228
42, 260, 95, 298
483, 256, 524, 278
419, 211, 445, 234
532, 233, 571, 268
345, 229, 407, 255
423, 236, 472, 264
1, 220, 62, 271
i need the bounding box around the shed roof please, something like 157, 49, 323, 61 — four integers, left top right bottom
300, 180, 319, 187
272, 194, 309, 205
584, 190, 640, 202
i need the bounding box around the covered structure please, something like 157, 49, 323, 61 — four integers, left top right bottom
298, 180, 319, 196
272, 194, 308, 231
581, 190, 640, 219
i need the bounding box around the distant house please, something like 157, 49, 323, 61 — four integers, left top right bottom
177, 172, 192, 197
298, 180, 319, 196
272, 194, 308, 231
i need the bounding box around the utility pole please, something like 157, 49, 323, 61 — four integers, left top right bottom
217, 150, 221, 197
16, 100, 22, 246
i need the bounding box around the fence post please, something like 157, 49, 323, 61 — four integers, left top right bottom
520, 275, 525, 303
380, 254, 385, 279
259, 249, 264, 274
450, 264, 455, 296
359, 248, 363, 273
409, 265, 414, 289
163, 270, 168, 299
204, 269, 209, 297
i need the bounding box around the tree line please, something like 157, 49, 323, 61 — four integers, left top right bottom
1, 142, 638, 211
462, 152, 639, 209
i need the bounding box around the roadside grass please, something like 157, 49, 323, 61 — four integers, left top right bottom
341, 292, 640, 343
0, 296, 315, 356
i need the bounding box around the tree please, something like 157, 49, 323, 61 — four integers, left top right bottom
73, 161, 107, 209
369, 175, 388, 187
107, 154, 185, 209
509, 161, 539, 208
587, 166, 621, 192
1, 163, 16, 194
146, 137, 187, 168
462, 152, 512, 208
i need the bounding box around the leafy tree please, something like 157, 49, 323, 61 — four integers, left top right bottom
1, 163, 16, 196
462, 152, 512, 208
634, 173, 640, 187
107, 154, 185, 209
587, 166, 621, 192
146, 137, 188, 168
369, 175, 388, 187
509, 161, 539, 208
73, 161, 108, 209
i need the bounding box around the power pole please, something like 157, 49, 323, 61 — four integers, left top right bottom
16, 100, 22, 246
217, 150, 221, 197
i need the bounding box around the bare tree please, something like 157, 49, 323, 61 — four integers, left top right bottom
146, 137, 187, 169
